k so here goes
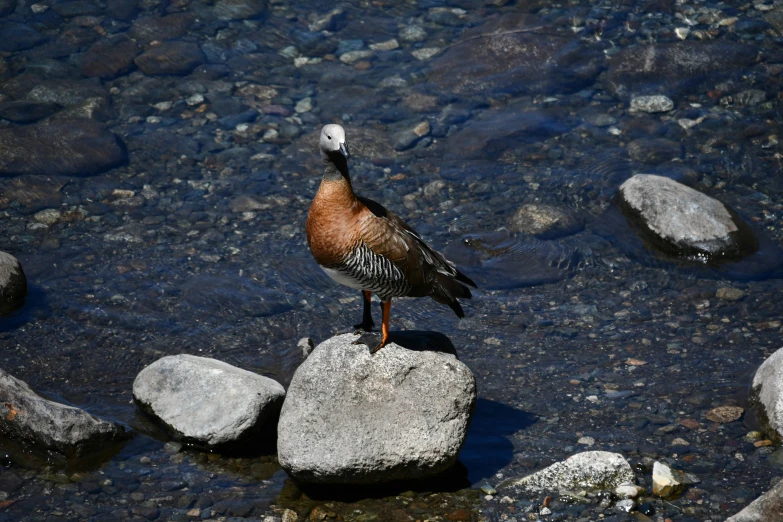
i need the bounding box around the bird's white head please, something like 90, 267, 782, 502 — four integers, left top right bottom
319, 124, 349, 158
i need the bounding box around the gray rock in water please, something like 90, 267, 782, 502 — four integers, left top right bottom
606, 42, 759, 99
629, 95, 674, 113
0, 368, 128, 457
627, 138, 682, 165
428, 13, 602, 96
749, 347, 783, 444
511, 204, 584, 239
278, 333, 476, 484
615, 174, 757, 261
135, 42, 205, 76
133, 355, 285, 449
727, 477, 783, 522
0, 251, 26, 314
214, 0, 266, 20
507, 451, 635, 493
0, 119, 126, 177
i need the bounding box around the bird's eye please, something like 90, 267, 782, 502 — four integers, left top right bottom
327, 135, 332, 140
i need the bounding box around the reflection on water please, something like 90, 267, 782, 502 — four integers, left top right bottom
0, 0, 781, 519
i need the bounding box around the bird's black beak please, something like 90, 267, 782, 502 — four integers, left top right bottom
339, 142, 349, 158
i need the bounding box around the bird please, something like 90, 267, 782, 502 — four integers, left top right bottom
306, 124, 477, 353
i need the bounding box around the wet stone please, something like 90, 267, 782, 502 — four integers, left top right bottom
0, 100, 60, 123
0, 22, 45, 52
627, 138, 681, 164
129, 13, 196, 43
135, 42, 206, 76
511, 204, 584, 239
214, 0, 267, 20
716, 287, 746, 301
630, 95, 674, 113
80, 36, 141, 79
509, 451, 635, 493
0, 119, 126, 177
0, 252, 26, 314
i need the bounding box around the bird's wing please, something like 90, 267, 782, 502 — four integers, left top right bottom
356, 196, 461, 290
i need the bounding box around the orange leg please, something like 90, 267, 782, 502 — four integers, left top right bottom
353, 290, 375, 332
371, 300, 391, 354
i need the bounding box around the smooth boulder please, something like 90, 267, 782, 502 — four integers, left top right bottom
615, 174, 757, 261
277, 333, 476, 484
0, 251, 26, 314
0, 119, 126, 176
133, 354, 285, 449
0, 368, 128, 457
727, 478, 783, 522
750, 347, 783, 444
507, 451, 635, 493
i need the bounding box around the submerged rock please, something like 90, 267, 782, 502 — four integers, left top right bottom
429, 13, 602, 96
511, 204, 584, 239
0, 119, 126, 177
749, 347, 783, 444
727, 477, 783, 522
277, 333, 476, 484
507, 451, 635, 493
0, 251, 26, 314
652, 461, 686, 498
0, 369, 128, 457
134, 355, 285, 449
135, 42, 205, 76
606, 41, 760, 99
615, 174, 757, 262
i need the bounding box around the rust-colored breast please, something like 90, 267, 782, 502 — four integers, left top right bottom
306, 178, 362, 267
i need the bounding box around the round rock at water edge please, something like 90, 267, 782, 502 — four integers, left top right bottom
277, 333, 476, 484
506, 451, 635, 493
133, 354, 285, 449
615, 174, 757, 261
749, 347, 783, 443
0, 368, 128, 457
0, 251, 26, 314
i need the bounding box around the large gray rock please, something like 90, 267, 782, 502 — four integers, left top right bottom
615, 174, 757, 261
727, 478, 783, 522
0, 251, 26, 314
507, 451, 635, 493
0, 368, 128, 457
133, 355, 285, 449
0, 119, 126, 177
278, 333, 476, 484
749, 347, 783, 444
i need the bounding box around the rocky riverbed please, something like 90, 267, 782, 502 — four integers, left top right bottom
2, 0, 783, 520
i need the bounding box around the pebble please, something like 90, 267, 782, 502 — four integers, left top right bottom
706, 405, 744, 423
630, 95, 674, 113
340, 50, 373, 64
294, 97, 313, 113
411, 48, 441, 60
653, 461, 685, 498
370, 39, 399, 51
675, 27, 690, 39
577, 436, 595, 446
399, 25, 427, 42
615, 499, 635, 512
716, 287, 746, 301
480, 484, 497, 495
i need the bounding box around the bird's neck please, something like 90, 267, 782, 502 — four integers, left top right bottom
316, 155, 357, 206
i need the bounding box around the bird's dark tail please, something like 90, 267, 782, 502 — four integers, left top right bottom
432, 271, 476, 318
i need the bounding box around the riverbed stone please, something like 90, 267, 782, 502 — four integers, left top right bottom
0, 368, 128, 457
508, 451, 635, 493
652, 461, 685, 498
214, 0, 266, 20
749, 347, 783, 443
135, 42, 205, 76
606, 41, 760, 99
615, 174, 758, 261
428, 13, 602, 96
133, 354, 285, 449
511, 204, 584, 239
0, 252, 26, 314
0, 100, 60, 123
727, 477, 783, 521
80, 36, 141, 79
630, 95, 674, 113
277, 333, 476, 484
0, 119, 126, 177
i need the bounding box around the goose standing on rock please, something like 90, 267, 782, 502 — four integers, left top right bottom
306, 124, 477, 353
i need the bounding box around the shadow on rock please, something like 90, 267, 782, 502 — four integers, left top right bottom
459, 398, 537, 485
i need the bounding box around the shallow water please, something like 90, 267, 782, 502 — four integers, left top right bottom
1, 0, 783, 520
